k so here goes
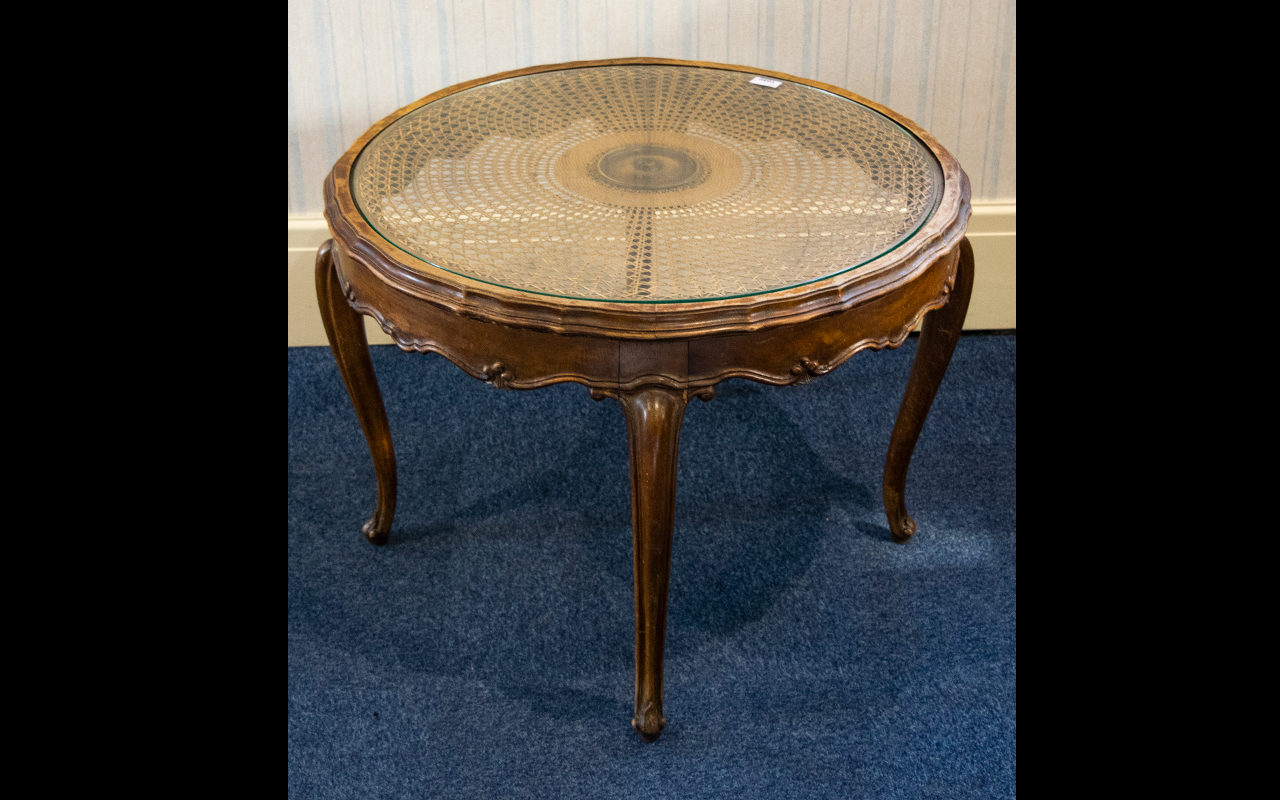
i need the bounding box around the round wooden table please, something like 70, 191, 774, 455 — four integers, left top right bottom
317, 58, 973, 741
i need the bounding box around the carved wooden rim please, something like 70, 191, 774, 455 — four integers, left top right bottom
324, 57, 971, 340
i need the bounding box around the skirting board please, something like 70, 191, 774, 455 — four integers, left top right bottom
288, 200, 1015, 347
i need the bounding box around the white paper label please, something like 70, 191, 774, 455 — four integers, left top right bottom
749, 76, 783, 88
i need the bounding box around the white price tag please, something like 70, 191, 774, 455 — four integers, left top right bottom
749, 76, 783, 88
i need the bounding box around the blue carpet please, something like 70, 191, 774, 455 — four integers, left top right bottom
288, 334, 1016, 798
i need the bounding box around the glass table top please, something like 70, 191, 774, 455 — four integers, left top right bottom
351, 65, 943, 303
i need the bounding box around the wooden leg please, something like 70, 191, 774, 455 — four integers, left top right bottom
883, 237, 975, 543
316, 240, 397, 546
618, 387, 688, 741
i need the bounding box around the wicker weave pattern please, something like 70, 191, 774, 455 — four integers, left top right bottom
352, 66, 942, 302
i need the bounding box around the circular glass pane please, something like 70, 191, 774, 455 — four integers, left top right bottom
352, 65, 943, 303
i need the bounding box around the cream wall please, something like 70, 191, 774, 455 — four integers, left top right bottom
288, 0, 1015, 342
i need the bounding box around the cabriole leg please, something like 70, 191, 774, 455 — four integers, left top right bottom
883, 237, 975, 543
617, 387, 689, 741
315, 240, 398, 546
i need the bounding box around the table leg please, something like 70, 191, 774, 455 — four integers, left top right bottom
883, 237, 975, 543
316, 240, 398, 546
617, 387, 688, 741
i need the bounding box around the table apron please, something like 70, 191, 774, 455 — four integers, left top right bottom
333, 241, 959, 392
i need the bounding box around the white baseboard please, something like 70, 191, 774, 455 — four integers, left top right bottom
288, 200, 1015, 347
960, 200, 1016, 331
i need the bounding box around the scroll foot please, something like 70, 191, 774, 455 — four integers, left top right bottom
631, 702, 667, 742
361, 517, 391, 547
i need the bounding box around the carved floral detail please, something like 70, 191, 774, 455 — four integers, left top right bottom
789, 357, 834, 385
482, 362, 515, 389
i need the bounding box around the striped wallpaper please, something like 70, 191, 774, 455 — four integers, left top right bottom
288, 0, 1016, 214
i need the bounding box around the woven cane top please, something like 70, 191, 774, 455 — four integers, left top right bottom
351, 65, 944, 303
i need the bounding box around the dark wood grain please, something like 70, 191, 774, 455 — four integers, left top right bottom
316, 240, 397, 546
330, 237, 959, 395
613, 387, 689, 741
883, 237, 975, 543
315, 57, 977, 740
